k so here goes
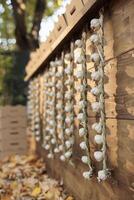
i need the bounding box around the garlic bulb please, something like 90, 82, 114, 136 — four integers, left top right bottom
90, 18, 101, 30
65, 128, 71, 136
56, 60, 62, 66
90, 34, 100, 45
97, 170, 107, 181
91, 102, 101, 112
80, 141, 87, 150
90, 53, 100, 64
35, 124, 40, 129
35, 136, 40, 141
45, 135, 50, 141
65, 104, 73, 112
51, 138, 56, 144
50, 61, 56, 67
65, 91, 73, 99
91, 70, 102, 81
65, 151, 72, 158
56, 71, 62, 77
78, 113, 86, 121
75, 39, 83, 48
49, 120, 55, 126
94, 151, 103, 162
47, 153, 53, 159
65, 116, 73, 124
54, 148, 60, 153
79, 128, 86, 137
45, 144, 50, 150
65, 140, 72, 149
75, 70, 84, 79
92, 122, 102, 133
81, 156, 88, 164
56, 82, 62, 89
56, 103, 62, 109
57, 115, 62, 120
91, 86, 101, 96
57, 92, 62, 99
75, 55, 85, 64
65, 53, 72, 61
60, 155, 66, 161
94, 135, 103, 144
65, 66, 72, 75
83, 171, 93, 179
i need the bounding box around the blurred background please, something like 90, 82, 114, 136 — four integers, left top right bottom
0, 0, 69, 106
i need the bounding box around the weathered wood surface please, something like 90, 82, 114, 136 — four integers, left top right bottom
35, 0, 134, 200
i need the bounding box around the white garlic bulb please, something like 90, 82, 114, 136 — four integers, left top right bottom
94, 151, 103, 162
56, 60, 62, 66
56, 82, 62, 89
92, 122, 102, 133
94, 135, 103, 144
79, 128, 86, 137
65, 128, 71, 136
75, 55, 85, 64
57, 92, 62, 99
65, 53, 72, 60
78, 113, 86, 121
80, 141, 87, 150
35, 130, 40, 136
65, 140, 72, 149
35, 136, 40, 141
51, 138, 56, 144
83, 171, 93, 179
90, 34, 100, 45
47, 153, 53, 159
45, 144, 50, 150
56, 103, 62, 109
90, 85, 101, 96
60, 155, 66, 161
35, 124, 40, 129
54, 148, 60, 153
50, 61, 56, 67
75, 70, 84, 79
65, 91, 73, 99
81, 156, 88, 164
65, 116, 73, 124
65, 151, 72, 158
57, 115, 62, 120
65, 66, 72, 75
97, 170, 107, 181
91, 102, 101, 112
45, 135, 50, 141
90, 53, 100, 64
65, 104, 73, 112
49, 120, 55, 126
90, 18, 101, 30
75, 39, 83, 48
56, 71, 62, 77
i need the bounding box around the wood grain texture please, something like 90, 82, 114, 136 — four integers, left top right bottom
34, 0, 134, 199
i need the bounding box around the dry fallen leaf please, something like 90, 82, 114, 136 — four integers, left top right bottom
31, 186, 41, 197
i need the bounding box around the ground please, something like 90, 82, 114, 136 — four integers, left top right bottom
0, 155, 74, 200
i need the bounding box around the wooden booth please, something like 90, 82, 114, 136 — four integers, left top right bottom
25, 0, 134, 199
